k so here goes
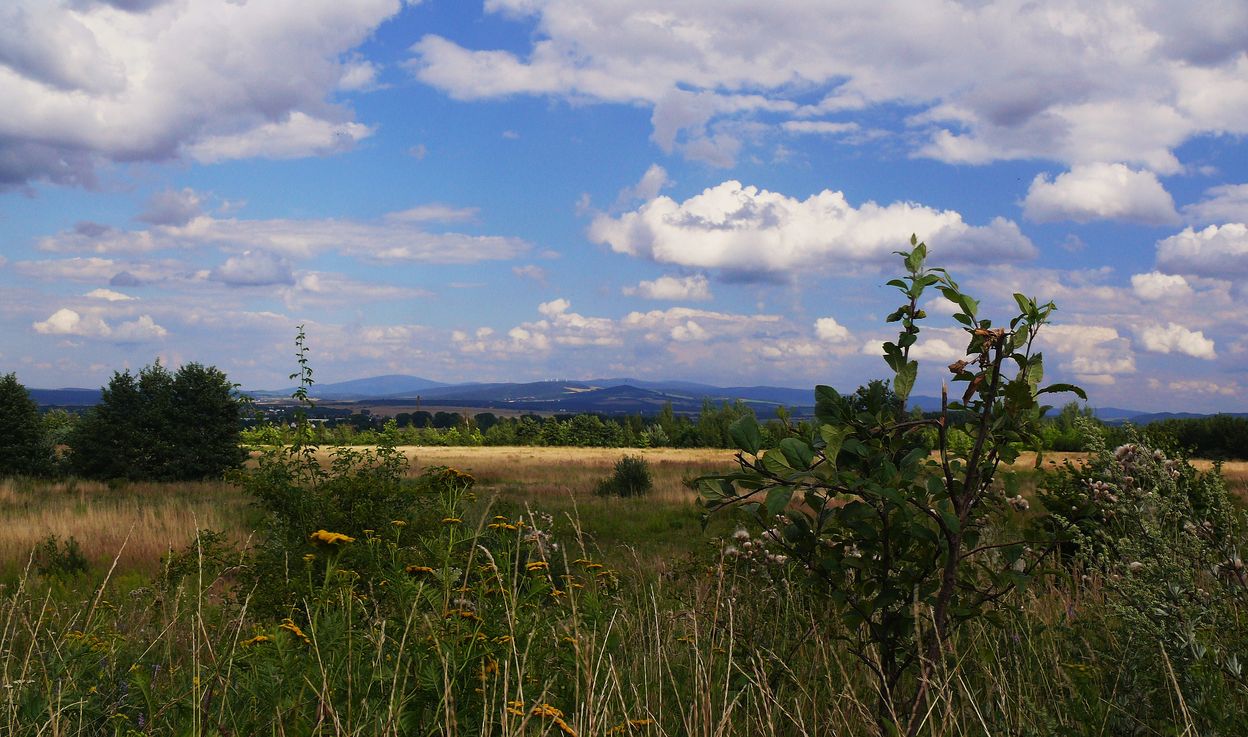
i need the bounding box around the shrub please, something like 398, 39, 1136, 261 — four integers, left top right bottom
596, 454, 653, 497
31, 534, 89, 579
699, 237, 1084, 736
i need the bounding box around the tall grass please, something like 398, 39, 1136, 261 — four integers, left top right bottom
1, 446, 1245, 735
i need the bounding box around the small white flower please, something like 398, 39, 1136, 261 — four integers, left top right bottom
1128, 561, 1144, 572
733, 528, 750, 542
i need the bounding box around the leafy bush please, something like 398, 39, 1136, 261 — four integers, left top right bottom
699, 237, 1083, 736
32, 534, 88, 579
596, 454, 653, 497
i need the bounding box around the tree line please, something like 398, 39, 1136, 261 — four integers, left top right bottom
4, 363, 1247, 482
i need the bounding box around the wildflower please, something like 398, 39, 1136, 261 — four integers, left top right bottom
302, 553, 315, 563
532, 703, 564, 718
363, 529, 375, 535
442, 517, 463, 525
733, 528, 750, 542
240, 635, 271, 647
309, 530, 354, 546
1007, 495, 1030, 512
279, 618, 310, 644
405, 565, 435, 575
391, 520, 407, 527
1128, 561, 1144, 572
526, 560, 550, 572
505, 700, 525, 716
493, 635, 513, 644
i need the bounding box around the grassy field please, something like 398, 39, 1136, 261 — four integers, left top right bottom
3, 445, 1247, 735
4, 446, 1245, 576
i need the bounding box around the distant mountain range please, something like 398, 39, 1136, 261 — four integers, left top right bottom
27, 374, 1246, 423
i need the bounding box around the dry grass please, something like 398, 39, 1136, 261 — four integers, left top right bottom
308, 445, 739, 503
0, 477, 251, 574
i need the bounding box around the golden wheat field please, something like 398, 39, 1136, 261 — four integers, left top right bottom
3, 446, 1245, 573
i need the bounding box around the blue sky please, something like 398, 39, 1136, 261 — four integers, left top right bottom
2, 0, 1247, 412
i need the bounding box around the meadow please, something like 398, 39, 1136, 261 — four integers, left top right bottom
3, 443, 1248, 735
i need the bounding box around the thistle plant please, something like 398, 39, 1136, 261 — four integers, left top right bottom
699, 236, 1083, 736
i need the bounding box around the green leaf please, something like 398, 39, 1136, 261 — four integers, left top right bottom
779, 437, 815, 469
766, 486, 795, 516
1037, 383, 1087, 400
894, 360, 918, 403
729, 415, 763, 455
820, 425, 849, 466
761, 451, 791, 476
1013, 293, 1032, 315
1027, 353, 1043, 391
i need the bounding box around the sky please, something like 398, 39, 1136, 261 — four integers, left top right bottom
1, 0, 1247, 413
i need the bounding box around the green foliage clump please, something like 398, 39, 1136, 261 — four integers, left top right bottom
700, 236, 1084, 736
0, 373, 55, 477
68, 361, 246, 481
31, 534, 89, 579
596, 454, 653, 497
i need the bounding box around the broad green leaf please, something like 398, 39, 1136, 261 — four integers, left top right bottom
820, 425, 849, 466
765, 486, 794, 516
729, 415, 763, 455
1026, 353, 1043, 391
761, 451, 791, 476
779, 437, 815, 469
894, 360, 918, 403
1037, 383, 1087, 400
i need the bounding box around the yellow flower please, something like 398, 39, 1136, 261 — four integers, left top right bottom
279, 618, 310, 644
525, 561, 549, 572
391, 520, 407, 527
405, 565, 435, 575
302, 553, 316, 563
441, 517, 463, 525
493, 635, 513, 644
309, 530, 354, 545
505, 700, 525, 716
531, 704, 564, 718
241, 635, 272, 647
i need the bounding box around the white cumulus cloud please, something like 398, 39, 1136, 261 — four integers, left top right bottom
1130, 271, 1192, 301
1022, 163, 1179, 225
409, 1, 1248, 170
1156, 223, 1248, 278
589, 180, 1034, 277
1137, 323, 1216, 359
33, 308, 110, 338
1183, 183, 1248, 225
623, 275, 712, 301
814, 317, 851, 343
0, 0, 401, 188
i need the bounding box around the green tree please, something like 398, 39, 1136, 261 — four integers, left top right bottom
700, 238, 1084, 735
0, 373, 55, 476
69, 361, 245, 481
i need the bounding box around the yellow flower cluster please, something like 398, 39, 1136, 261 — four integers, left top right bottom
279, 618, 310, 644
441, 517, 463, 525
240, 635, 271, 647
309, 530, 354, 545
444, 608, 481, 623
525, 560, 549, 572
531, 704, 577, 736
405, 565, 434, 575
